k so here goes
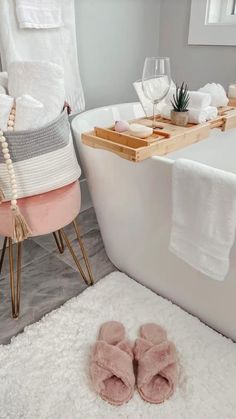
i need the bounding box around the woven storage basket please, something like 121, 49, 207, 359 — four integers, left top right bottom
0, 109, 81, 200
0, 108, 81, 241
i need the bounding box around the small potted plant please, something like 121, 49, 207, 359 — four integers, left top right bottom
171, 82, 190, 126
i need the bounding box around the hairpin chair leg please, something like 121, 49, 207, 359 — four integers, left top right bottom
73, 220, 94, 285
8, 238, 22, 319
53, 230, 64, 254
58, 222, 94, 286
0, 237, 7, 277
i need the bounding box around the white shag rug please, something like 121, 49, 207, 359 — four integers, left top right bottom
0, 272, 236, 419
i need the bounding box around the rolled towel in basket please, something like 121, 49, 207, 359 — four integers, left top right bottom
15, 95, 45, 131
8, 61, 65, 124
0, 94, 14, 131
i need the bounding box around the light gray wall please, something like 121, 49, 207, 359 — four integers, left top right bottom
159, 0, 236, 90
74, 0, 161, 208
75, 0, 160, 110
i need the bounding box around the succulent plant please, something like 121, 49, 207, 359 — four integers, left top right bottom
171, 82, 190, 112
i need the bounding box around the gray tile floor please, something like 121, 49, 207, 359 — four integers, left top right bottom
0, 207, 116, 345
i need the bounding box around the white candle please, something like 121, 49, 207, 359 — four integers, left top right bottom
228, 83, 236, 98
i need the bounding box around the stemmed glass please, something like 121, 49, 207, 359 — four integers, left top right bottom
142, 57, 171, 128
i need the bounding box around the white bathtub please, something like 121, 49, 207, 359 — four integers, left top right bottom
72, 102, 236, 341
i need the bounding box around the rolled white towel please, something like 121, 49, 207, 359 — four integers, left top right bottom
188, 108, 208, 124
8, 61, 65, 124
199, 83, 229, 107
0, 94, 14, 131
0, 72, 8, 90
189, 91, 211, 109
206, 106, 218, 120
14, 95, 45, 131
161, 105, 208, 124
166, 89, 211, 109
0, 86, 6, 94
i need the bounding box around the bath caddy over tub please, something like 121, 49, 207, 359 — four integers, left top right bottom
82, 102, 236, 162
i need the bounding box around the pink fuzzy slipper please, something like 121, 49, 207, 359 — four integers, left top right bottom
134, 323, 178, 404
90, 321, 135, 405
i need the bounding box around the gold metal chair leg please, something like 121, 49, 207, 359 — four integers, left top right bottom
8, 238, 22, 319
58, 220, 94, 286
53, 230, 64, 254
73, 220, 94, 285
0, 237, 7, 276
60, 228, 90, 285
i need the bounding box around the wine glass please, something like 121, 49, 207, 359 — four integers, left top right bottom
142, 57, 171, 128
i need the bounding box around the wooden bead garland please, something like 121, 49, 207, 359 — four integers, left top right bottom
0, 104, 31, 242
0, 131, 6, 203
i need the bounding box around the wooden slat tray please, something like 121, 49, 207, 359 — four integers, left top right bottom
82, 104, 236, 162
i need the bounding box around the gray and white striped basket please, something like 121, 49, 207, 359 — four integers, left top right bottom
0, 109, 81, 201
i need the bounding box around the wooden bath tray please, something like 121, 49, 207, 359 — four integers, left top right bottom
82, 104, 236, 162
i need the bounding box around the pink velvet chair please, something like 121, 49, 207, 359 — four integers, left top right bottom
0, 181, 94, 318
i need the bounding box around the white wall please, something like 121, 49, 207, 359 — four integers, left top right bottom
159, 0, 236, 90
75, 0, 161, 110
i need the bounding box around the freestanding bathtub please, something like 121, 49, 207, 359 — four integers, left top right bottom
72, 102, 236, 341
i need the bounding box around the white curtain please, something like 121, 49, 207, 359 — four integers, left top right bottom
0, 0, 85, 113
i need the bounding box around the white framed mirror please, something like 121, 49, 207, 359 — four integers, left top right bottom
189, 0, 236, 45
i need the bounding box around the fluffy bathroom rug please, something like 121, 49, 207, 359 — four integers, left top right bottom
0, 272, 236, 419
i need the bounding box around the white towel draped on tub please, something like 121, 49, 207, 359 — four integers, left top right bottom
169, 159, 236, 281
0, 0, 84, 112
15, 0, 62, 29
